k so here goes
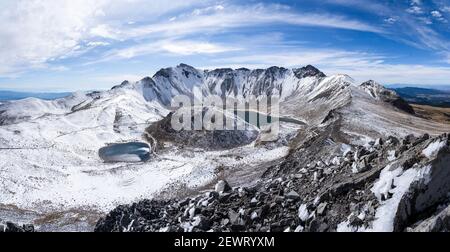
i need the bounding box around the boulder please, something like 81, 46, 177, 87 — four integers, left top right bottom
215, 180, 232, 193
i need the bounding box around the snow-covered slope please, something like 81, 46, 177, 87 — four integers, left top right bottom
0, 65, 299, 226
0, 87, 172, 213
1, 63, 449, 231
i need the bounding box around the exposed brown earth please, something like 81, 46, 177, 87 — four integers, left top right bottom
412, 104, 450, 124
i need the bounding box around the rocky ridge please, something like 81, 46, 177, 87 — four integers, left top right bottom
360, 80, 415, 114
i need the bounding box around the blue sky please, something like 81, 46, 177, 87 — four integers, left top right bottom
1, 0, 450, 91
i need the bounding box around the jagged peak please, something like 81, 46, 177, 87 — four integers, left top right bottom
267, 66, 288, 71
153, 67, 171, 79
323, 74, 355, 87
264, 66, 289, 75
360, 80, 392, 97
136, 77, 157, 90
173, 63, 203, 79
293, 65, 326, 79
361, 80, 383, 88
111, 80, 131, 90
177, 63, 196, 70
153, 64, 328, 80
205, 68, 234, 74
140, 76, 153, 82
359, 80, 415, 114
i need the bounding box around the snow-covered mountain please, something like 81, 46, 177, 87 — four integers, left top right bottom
3, 63, 448, 132
121, 63, 448, 137
1, 63, 449, 232
109, 64, 329, 106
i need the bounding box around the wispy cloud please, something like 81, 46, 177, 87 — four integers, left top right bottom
0, 0, 207, 76
112, 4, 384, 40
384, 17, 397, 24
406, 6, 424, 14
324, 0, 390, 14
0, 0, 383, 76
431, 10, 447, 22
330, 0, 450, 63
94, 74, 145, 84
201, 49, 450, 85
1, 0, 450, 89
160, 41, 241, 55
85, 40, 241, 65
80, 3, 385, 67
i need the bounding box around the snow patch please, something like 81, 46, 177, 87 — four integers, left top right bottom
370, 165, 431, 232
422, 140, 446, 158
298, 204, 309, 222
387, 150, 396, 161
371, 165, 402, 201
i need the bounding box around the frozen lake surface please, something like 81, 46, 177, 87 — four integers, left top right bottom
99, 142, 151, 163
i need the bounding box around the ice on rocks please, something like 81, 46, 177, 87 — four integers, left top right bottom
298, 204, 309, 222
370, 166, 425, 232
422, 140, 446, 158
215, 180, 232, 193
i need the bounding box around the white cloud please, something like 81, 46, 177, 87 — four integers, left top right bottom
324, 0, 390, 14
443, 52, 450, 64
50, 66, 70, 72
86, 40, 241, 65
430, 10, 447, 23
0, 0, 103, 76
0, 1, 383, 77
409, 24, 449, 52
212, 50, 377, 68
161, 41, 241, 55
431, 10, 443, 18
0, 0, 206, 76
87, 41, 110, 47
406, 6, 423, 14
384, 17, 397, 24
114, 4, 383, 40
332, 64, 450, 85
202, 49, 450, 85
1, 0, 449, 89
90, 24, 121, 40
418, 17, 433, 25
94, 74, 145, 84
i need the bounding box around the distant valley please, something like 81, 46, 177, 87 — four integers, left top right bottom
0, 90, 71, 101
390, 87, 450, 108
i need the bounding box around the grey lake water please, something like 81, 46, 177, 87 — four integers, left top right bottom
236, 110, 306, 128
98, 142, 151, 163
97, 111, 304, 163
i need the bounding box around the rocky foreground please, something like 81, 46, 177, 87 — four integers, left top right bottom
95, 132, 450, 232
0, 222, 34, 232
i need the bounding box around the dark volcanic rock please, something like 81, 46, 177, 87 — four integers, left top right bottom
145, 109, 259, 150
215, 180, 232, 193
0, 222, 35, 232
408, 204, 450, 232
95, 133, 450, 233
293, 65, 327, 79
